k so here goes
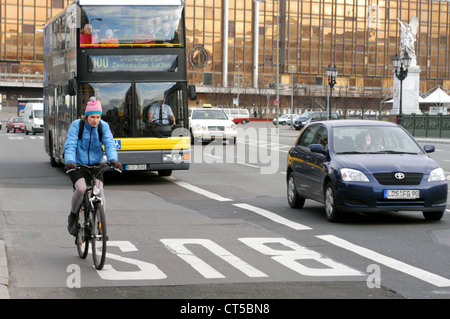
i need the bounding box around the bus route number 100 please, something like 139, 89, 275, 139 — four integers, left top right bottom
91, 56, 109, 69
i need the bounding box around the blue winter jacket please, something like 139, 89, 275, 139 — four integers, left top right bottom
64, 119, 118, 165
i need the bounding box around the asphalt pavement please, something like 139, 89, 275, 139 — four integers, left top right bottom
0, 105, 449, 299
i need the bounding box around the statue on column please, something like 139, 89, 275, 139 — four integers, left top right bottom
397, 16, 418, 67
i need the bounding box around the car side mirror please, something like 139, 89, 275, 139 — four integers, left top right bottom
423, 144, 435, 153
310, 143, 326, 154
188, 85, 197, 100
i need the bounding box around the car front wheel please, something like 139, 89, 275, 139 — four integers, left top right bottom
287, 172, 305, 208
324, 182, 341, 222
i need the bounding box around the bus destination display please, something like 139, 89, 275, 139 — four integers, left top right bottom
88, 55, 178, 72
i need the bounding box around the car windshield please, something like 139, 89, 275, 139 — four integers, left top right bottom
332, 126, 423, 154
34, 110, 43, 118
13, 118, 23, 123
192, 109, 228, 120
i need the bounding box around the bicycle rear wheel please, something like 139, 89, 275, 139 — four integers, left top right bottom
91, 203, 107, 270
75, 204, 89, 259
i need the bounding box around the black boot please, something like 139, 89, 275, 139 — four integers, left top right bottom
67, 212, 78, 236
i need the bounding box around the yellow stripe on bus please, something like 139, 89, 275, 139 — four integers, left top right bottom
115, 137, 190, 151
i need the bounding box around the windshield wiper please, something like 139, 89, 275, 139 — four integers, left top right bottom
367, 150, 418, 155
142, 117, 163, 138
336, 151, 367, 154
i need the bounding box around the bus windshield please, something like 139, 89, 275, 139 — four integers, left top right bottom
80, 5, 184, 47
79, 82, 187, 138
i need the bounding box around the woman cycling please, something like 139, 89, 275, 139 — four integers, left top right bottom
64, 97, 122, 236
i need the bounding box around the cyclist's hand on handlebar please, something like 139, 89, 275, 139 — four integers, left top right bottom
110, 160, 123, 171
65, 162, 76, 172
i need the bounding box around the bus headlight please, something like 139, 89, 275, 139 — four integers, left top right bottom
163, 153, 183, 163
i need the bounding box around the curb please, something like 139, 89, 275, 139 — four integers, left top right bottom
0, 240, 10, 299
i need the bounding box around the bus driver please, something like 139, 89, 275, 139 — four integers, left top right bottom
148, 94, 175, 125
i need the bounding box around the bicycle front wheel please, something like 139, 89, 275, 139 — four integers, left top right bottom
91, 202, 107, 270
76, 204, 89, 259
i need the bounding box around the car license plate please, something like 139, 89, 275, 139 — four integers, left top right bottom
384, 189, 420, 199
125, 164, 147, 171
210, 132, 223, 137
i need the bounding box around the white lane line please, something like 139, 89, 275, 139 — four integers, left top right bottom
233, 203, 312, 231
236, 161, 259, 169
173, 180, 233, 202
317, 234, 450, 287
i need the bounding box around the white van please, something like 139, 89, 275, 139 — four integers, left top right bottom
221, 108, 250, 124
23, 103, 44, 135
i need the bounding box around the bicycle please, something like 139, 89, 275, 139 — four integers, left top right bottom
67, 162, 122, 270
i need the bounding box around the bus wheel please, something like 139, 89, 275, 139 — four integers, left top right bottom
50, 156, 59, 167
158, 170, 172, 177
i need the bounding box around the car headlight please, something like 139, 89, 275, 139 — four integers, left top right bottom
340, 168, 370, 182
428, 167, 446, 182
195, 124, 201, 131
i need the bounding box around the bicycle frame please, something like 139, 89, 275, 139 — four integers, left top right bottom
67, 162, 121, 270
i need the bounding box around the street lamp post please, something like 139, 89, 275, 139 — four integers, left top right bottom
289, 65, 295, 129
326, 64, 338, 120
392, 52, 411, 126
275, 0, 280, 129
235, 60, 243, 108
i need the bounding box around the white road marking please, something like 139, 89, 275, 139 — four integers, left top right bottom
317, 235, 450, 287
233, 203, 312, 231
161, 238, 268, 278
173, 180, 233, 202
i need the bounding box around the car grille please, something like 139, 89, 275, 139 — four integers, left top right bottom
208, 126, 224, 131
373, 173, 423, 185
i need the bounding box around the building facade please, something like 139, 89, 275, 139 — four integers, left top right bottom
0, 0, 70, 107
1, 0, 450, 114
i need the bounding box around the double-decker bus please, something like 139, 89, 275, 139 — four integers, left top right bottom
43, 0, 196, 176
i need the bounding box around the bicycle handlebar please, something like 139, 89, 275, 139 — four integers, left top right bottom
66, 162, 123, 174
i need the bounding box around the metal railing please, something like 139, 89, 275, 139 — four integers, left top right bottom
401, 113, 450, 138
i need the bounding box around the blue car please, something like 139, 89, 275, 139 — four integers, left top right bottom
287, 120, 448, 222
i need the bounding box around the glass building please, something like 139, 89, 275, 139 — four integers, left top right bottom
186, 0, 450, 113
0, 0, 70, 106
1, 0, 450, 112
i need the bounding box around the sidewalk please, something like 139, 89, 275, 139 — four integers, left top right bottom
0, 241, 10, 299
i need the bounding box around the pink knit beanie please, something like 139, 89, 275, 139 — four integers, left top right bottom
85, 97, 102, 116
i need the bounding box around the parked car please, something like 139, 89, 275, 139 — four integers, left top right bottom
189, 107, 237, 144
287, 119, 447, 222
6, 117, 25, 133
293, 111, 339, 130
273, 114, 292, 125
286, 114, 302, 126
